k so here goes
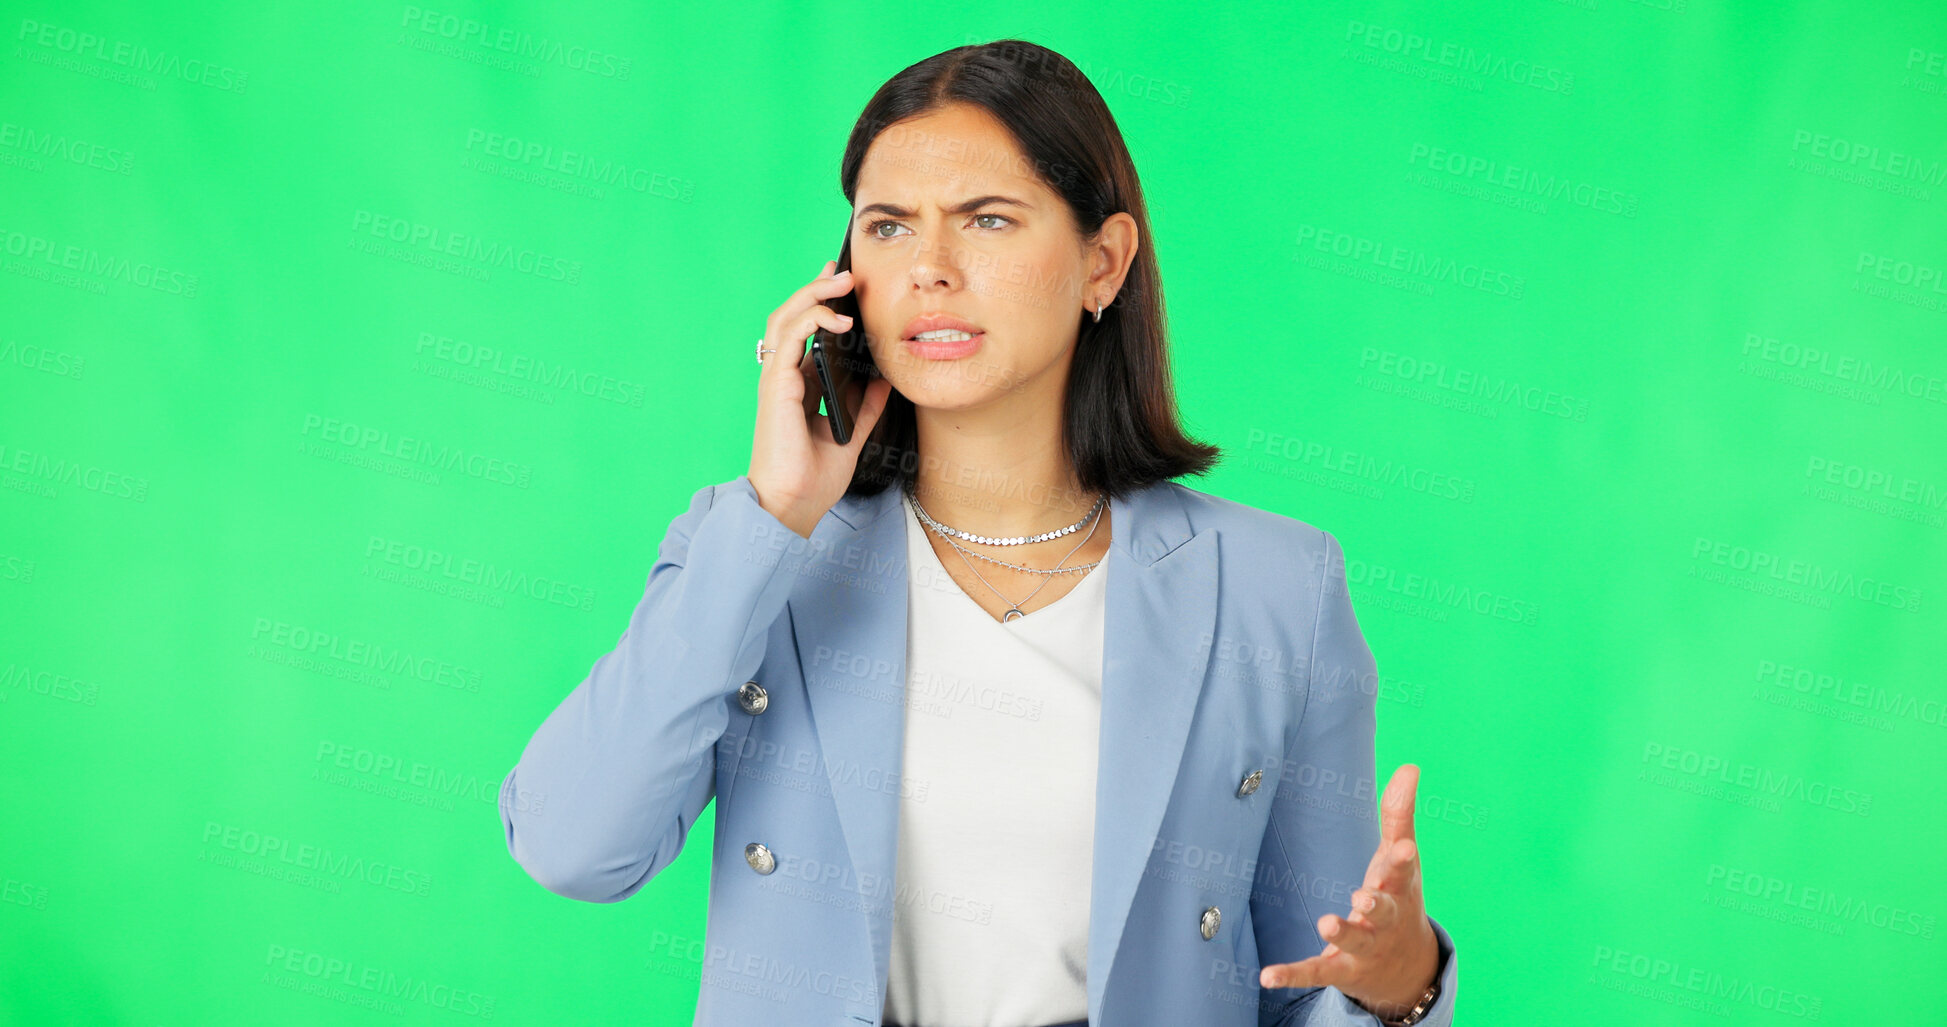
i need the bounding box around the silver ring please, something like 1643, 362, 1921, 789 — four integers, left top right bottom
755, 338, 777, 363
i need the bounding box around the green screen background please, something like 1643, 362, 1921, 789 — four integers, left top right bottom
4, 1, 1942, 1023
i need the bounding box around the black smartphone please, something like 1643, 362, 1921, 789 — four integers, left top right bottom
810, 235, 876, 444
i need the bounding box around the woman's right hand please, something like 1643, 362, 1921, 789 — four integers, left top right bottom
748, 259, 895, 539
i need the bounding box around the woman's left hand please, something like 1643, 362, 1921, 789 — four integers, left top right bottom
1259, 764, 1441, 1019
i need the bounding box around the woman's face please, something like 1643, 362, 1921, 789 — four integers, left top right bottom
850, 103, 1103, 413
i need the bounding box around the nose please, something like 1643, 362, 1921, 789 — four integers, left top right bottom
905, 234, 965, 294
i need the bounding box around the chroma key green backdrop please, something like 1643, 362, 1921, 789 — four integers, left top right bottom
3, 1, 1943, 1024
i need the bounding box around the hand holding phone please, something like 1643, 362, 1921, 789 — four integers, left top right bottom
811, 240, 879, 444
746, 255, 893, 539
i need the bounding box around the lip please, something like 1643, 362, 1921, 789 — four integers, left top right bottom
900, 312, 985, 362
904, 332, 984, 361
900, 312, 984, 341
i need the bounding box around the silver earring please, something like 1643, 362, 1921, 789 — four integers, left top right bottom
1092, 300, 1103, 323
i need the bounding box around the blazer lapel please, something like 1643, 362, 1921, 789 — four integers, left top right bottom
791, 483, 910, 995
1087, 483, 1218, 1023
789, 479, 1218, 1023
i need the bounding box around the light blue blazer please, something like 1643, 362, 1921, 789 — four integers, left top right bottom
499, 474, 1459, 1026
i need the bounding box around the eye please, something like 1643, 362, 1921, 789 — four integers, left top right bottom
862, 213, 1014, 239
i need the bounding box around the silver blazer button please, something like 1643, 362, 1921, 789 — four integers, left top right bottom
1236, 768, 1263, 797
1200, 905, 1222, 940
744, 842, 776, 874
737, 680, 769, 715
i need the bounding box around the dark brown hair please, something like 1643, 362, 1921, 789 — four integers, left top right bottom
839, 38, 1219, 502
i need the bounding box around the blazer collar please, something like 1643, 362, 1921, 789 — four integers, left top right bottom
794, 477, 1219, 1024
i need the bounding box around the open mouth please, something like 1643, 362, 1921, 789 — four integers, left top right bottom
903, 330, 984, 360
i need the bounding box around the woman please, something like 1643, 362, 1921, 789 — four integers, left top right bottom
499, 39, 1457, 1027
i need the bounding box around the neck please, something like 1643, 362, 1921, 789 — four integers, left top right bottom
907, 396, 1097, 540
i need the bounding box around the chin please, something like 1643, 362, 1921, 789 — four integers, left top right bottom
892, 369, 1010, 411
897, 382, 990, 411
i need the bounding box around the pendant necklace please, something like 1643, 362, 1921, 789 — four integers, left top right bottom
904, 479, 1108, 622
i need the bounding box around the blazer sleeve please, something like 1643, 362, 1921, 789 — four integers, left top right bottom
497, 475, 811, 903
1254, 530, 1460, 1027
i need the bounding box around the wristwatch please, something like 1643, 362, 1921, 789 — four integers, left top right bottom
1377, 977, 1440, 1027
1374, 939, 1447, 1026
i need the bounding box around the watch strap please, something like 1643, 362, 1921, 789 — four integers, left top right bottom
1379, 934, 1450, 1027
1378, 977, 1440, 1026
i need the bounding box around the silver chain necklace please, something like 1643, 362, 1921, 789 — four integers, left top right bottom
904, 483, 1108, 622
903, 477, 1105, 546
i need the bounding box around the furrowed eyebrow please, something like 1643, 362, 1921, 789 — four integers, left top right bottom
854, 195, 1033, 221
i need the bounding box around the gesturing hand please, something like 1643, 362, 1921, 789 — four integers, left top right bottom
1259, 763, 1441, 1020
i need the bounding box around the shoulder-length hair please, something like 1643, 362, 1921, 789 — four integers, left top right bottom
840, 38, 1219, 503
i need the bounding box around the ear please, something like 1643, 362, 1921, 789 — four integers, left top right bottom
1085, 212, 1140, 313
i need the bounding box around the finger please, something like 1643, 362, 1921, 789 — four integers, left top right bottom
1359, 831, 1391, 891
762, 268, 854, 380
1378, 763, 1420, 846
1361, 826, 1401, 892
799, 351, 825, 423
1347, 887, 1400, 930
784, 266, 855, 318
765, 305, 853, 404
1374, 836, 1422, 897
1318, 912, 1382, 958
1260, 953, 1340, 991
762, 300, 844, 379
784, 304, 855, 360
756, 343, 809, 412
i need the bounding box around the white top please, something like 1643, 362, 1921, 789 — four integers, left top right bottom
881, 494, 1109, 1027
